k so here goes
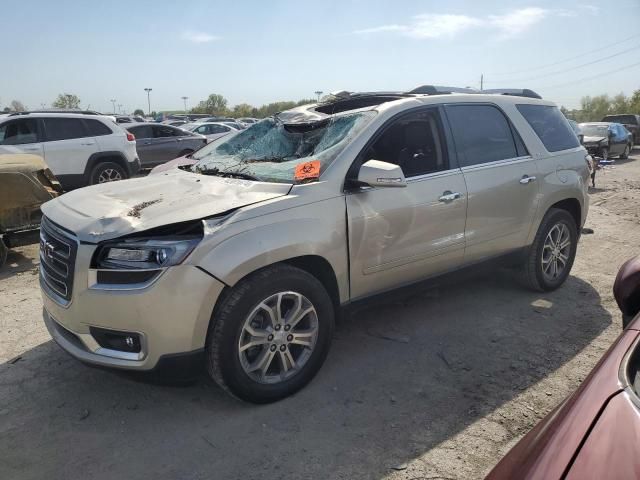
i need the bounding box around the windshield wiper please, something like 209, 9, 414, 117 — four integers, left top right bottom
197, 166, 260, 181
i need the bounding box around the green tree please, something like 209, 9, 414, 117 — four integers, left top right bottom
133, 109, 145, 116
611, 93, 629, 115
231, 103, 254, 118
628, 89, 640, 114
192, 94, 228, 115
10, 100, 26, 112
52, 93, 81, 109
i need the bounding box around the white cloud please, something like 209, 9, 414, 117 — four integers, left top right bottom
580, 4, 600, 15
353, 7, 557, 40
354, 14, 482, 39
488, 7, 548, 38
181, 30, 219, 43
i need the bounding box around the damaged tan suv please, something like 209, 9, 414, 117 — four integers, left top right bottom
40, 86, 590, 402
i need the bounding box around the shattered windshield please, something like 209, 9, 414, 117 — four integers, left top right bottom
191, 111, 375, 183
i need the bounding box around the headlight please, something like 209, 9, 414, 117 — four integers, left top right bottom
95, 237, 200, 270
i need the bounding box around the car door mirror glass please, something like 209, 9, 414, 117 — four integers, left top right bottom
357, 160, 407, 187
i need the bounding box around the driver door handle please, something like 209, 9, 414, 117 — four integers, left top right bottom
439, 191, 462, 202
519, 175, 536, 184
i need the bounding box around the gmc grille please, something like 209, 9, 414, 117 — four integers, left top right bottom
40, 216, 77, 303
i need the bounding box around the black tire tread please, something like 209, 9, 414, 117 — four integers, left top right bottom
206, 263, 333, 402
522, 208, 577, 292
90, 161, 128, 185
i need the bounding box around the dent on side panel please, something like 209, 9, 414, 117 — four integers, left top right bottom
195, 196, 350, 303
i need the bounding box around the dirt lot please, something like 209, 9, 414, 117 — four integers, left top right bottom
1, 150, 639, 480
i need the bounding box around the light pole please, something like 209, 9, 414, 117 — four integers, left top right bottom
110, 99, 116, 113
118, 104, 123, 114
144, 88, 152, 116
181, 96, 188, 114
314, 90, 323, 102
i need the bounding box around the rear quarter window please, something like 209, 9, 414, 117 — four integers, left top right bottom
516, 104, 580, 152
84, 119, 113, 136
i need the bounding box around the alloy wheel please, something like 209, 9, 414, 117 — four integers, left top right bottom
542, 223, 571, 282
238, 291, 319, 384
98, 168, 123, 183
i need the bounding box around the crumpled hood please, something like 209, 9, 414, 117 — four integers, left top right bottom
41, 169, 292, 243
583, 135, 607, 144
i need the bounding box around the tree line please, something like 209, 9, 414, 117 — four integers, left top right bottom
561, 89, 640, 122
3, 90, 639, 121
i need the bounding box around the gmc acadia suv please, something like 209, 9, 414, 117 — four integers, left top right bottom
0, 112, 140, 190
39, 86, 590, 403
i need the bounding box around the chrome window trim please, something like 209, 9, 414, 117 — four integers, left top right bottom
460, 155, 533, 173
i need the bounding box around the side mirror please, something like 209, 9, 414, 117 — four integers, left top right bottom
357, 160, 407, 188
614, 256, 640, 328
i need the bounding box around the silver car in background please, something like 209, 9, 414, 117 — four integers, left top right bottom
39, 86, 589, 403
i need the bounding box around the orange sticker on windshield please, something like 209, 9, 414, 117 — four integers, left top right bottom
295, 160, 321, 181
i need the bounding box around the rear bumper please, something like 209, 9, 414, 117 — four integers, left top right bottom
126, 157, 141, 176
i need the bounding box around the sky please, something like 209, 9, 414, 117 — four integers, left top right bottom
1, 0, 639, 113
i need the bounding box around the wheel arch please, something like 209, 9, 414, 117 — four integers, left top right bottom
549, 198, 581, 231
83, 151, 130, 182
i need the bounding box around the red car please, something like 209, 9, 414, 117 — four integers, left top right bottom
487, 256, 640, 479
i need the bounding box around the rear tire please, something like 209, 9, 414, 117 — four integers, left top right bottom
620, 144, 630, 159
90, 162, 128, 185
522, 208, 578, 292
206, 264, 334, 403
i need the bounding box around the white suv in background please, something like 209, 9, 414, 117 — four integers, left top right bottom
0, 112, 140, 190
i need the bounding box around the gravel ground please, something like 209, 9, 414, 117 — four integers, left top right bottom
1, 150, 639, 480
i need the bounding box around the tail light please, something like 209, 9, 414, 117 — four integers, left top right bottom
126, 132, 135, 142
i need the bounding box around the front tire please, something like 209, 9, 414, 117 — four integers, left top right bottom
90, 162, 128, 185
206, 264, 335, 403
522, 208, 578, 292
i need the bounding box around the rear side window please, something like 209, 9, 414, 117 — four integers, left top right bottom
84, 119, 112, 136
0, 119, 39, 145
445, 104, 519, 167
154, 125, 183, 138
128, 125, 153, 139
516, 104, 579, 152
44, 118, 89, 141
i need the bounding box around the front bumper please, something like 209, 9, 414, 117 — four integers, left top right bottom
41, 245, 225, 371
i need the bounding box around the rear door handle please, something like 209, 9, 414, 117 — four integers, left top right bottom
23, 146, 40, 151
519, 175, 536, 184
81, 142, 95, 146
439, 191, 462, 202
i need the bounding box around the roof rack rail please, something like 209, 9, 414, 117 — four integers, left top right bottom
481, 88, 542, 99
8, 109, 106, 117
407, 85, 478, 95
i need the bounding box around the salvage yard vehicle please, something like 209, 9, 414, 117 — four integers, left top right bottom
487, 256, 640, 480
39, 86, 590, 403
601, 113, 639, 145
0, 112, 140, 190
123, 123, 207, 168
0, 154, 62, 267
580, 122, 633, 159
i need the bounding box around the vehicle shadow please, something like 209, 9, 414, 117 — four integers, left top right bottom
0, 246, 39, 280
0, 267, 611, 480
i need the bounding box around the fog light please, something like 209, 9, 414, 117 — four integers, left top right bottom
90, 327, 142, 353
